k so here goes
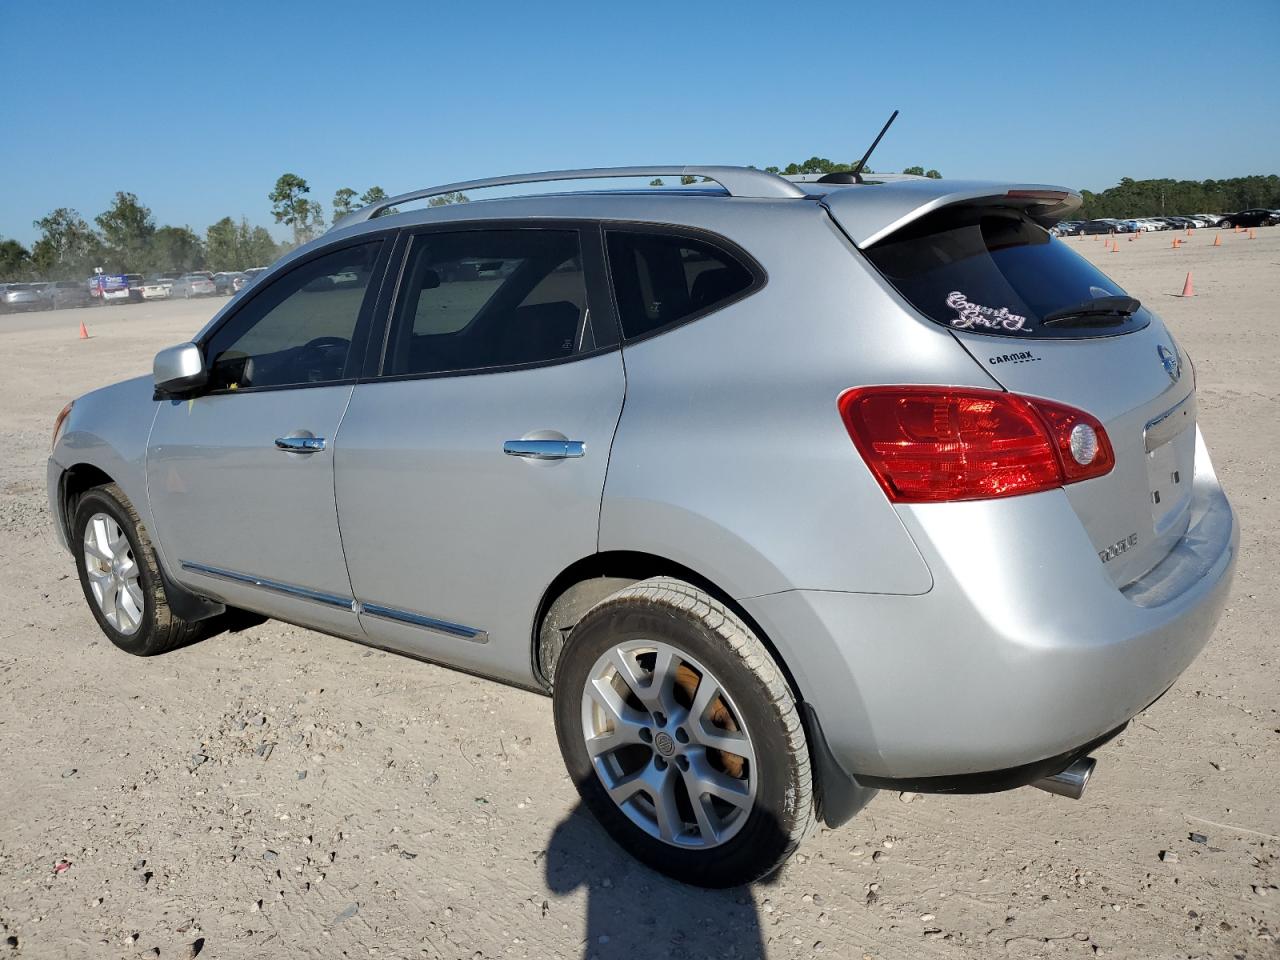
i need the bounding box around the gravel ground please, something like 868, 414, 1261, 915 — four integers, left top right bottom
1, 228, 1277, 959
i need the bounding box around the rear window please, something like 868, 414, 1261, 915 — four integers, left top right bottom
863, 208, 1152, 339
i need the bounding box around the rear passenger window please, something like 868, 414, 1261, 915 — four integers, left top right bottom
605, 231, 757, 340
385, 230, 588, 376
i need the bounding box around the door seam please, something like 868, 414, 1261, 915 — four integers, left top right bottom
596, 346, 629, 551
329, 383, 369, 635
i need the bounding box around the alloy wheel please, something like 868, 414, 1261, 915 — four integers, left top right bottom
82, 512, 144, 635
580, 639, 757, 849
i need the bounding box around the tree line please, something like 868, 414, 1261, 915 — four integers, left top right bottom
0, 172, 478, 283
269, 174, 468, 245
763, 157, 942, 178
0, 192, 284, 283
1078, 175, 1280, 219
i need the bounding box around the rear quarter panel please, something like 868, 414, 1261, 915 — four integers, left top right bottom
599, 203, 997, 603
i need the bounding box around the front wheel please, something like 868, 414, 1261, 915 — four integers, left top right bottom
552, 577, 814, 887
72, 483, 204, 656
1220, 220, 1232, 229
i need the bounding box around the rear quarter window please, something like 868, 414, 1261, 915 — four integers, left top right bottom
863, 208, 1152, 339
605, 230, 760, 340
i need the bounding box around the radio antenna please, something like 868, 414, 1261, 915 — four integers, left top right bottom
849, 109, 899, 183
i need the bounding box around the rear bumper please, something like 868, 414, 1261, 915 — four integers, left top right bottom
743, 428, 1238, 782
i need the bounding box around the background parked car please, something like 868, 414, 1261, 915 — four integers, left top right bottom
140, 278, 172, 300
212, 271, 246, 295
1, 283, 48, 312
1078, 219, 1120, 235
169, 273, 217, 298
1219, 208, 1279, 228
48, 280, 92, 309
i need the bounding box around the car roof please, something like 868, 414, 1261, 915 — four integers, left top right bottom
318, 165, 1080, 254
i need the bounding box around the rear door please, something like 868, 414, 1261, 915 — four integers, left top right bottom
853, 202, 1196, 586
334, 222, 625, 685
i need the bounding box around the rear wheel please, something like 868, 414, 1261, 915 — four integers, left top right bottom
552, 577, 814, 887
72, 483, 203, 656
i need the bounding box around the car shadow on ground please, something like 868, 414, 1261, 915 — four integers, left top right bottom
544, 803, 777, 960
197, 607, 269, 643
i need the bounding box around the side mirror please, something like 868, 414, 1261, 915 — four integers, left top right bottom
154, 342, 207, 395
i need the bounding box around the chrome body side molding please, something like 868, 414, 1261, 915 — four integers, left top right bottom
360, 603, 489, 644
180, 560, 356, 610
181, 561, 490, 644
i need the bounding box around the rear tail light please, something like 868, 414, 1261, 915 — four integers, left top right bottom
838, 386, 1114, 503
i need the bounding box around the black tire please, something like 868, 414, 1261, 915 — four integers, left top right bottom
552, 577, 814, 887
1220, 220, 1232, 229
72, 483, 204, 656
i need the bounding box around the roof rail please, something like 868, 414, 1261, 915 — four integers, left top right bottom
328, 165, 806, 232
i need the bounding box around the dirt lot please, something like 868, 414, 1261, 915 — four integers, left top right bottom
1, 229, 1277, 960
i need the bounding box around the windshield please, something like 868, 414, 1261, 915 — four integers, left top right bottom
863, 207, 1152, 339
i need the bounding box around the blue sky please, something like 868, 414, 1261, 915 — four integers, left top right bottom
2, 0, 1277, 245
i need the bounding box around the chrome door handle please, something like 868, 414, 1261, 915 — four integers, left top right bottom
503, 439, 585, 460
275, 436, 326, 453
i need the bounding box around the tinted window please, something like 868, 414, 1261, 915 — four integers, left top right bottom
863, 208, 1152, 339
605, 231, 756, 340
385, 229, 588, 377
204, 240, 382, 390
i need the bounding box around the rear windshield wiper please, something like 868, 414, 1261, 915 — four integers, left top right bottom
1040, 295, 1141, 327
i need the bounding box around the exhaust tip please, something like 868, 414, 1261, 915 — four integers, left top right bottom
1031, 756, 1096, 800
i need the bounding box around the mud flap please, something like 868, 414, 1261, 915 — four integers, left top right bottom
799, 701, 878, 828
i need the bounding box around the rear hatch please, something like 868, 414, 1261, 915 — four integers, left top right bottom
829, 190, 1196, 588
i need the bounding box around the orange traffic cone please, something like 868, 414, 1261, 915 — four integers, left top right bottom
1179, 272, 1195, 297
1111, 240, 1119, 252
1249, 229, 1256, 240
1185, 228, 1192, 237
78, 322, 89, 339
1172, 237, 1180, 249
1235, 225, 1242, 233
1213, 233, 1222, 247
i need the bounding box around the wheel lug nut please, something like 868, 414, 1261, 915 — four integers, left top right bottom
654, 757, 668, 771
639, 728, 652, 743
653, 712, 667, 727
675, 727, 689, 744
676, 755, 689, 771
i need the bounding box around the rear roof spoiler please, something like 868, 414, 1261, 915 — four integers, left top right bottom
819, 179, 1082, 248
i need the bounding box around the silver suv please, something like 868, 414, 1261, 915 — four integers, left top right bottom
48, 166, 1238, 886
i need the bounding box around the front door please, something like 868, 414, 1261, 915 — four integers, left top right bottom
334, 224, 625, 684
147, 237, 389, 634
